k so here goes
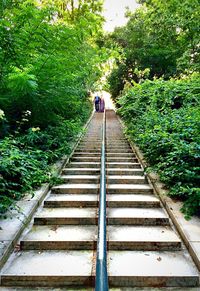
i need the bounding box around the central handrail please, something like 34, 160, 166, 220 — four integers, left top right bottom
95, 110, 109, 291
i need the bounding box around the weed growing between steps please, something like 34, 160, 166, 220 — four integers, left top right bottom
0, 108, 92, 217
118, 74, 200, 218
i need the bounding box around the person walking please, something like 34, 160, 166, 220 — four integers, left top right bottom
94, 95, 100, 112
100, 95, 105, 112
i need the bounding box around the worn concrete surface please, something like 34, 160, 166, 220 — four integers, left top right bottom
1, 250, 94, 286
108, 250, 199, 287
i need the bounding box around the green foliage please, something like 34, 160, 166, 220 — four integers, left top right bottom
0, 112, 89, 216
0, 137, 49, 214
118, 74, 200, 217
7, 67, 38, 95
0, 0, 105, 129
0, 0, 105, 215
108, 0, 200, 98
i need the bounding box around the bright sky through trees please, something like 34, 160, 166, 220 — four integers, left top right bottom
103, 0, 139, 31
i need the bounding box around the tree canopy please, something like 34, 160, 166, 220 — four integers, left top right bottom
0, 0, 105, 129
108, 0, 200, 98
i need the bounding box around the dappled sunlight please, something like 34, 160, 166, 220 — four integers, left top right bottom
102, 91, 115, 110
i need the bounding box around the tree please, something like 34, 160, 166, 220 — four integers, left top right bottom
0, 0, 106, 129
108, 0, 200, 97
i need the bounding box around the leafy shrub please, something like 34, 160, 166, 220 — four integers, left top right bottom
0, 111, 91, 216
0, 137, 49, 214
118, 74, 200, 217
7, 67, 38, 96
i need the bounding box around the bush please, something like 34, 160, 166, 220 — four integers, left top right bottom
118, 74, 200, 217
0, 137, 49, 214
0, 110, 91, 216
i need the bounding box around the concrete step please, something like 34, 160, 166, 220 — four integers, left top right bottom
108, 175, 146, 184
107, 162, 141, 169
44, 194, 98, 208
20, 225, 97, 250
107, 168, 144, 175
106, 149, 132, 153
68, 162, 100, 168
74, 153, 137, 158
71, 159, 138, 163
76, 148, 101, 152
34, 208, 97, 225
108, 250, 199, 287
106, 153, 136, 157
74, 152, 100, 156
80, 141, 101, 144
34, 207, 168, 226
107, 157, 138, 162
107, 225, 181, 250
108, 184, 153, 194
107, 207, 169, 226
81, 139, 100, 142
106, 138, 126, 141
106, 146, 131, 150
52, 183, 98, 194
106, 143, 130, 147
45, 194, 159, 208
107, 194, 160, 208
72, 157, 101, 162
1, 250, 94, 287
61, 175, 99, 184
78, 142, 101, 146
77, 144, 101, 147
107, 141, 128, 144
62, 168, 100, 175
82, 135, 101, 138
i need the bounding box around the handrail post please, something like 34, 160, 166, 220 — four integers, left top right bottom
95, 110, 108, 291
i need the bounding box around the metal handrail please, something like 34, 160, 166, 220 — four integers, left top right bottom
95, 110, 109, 291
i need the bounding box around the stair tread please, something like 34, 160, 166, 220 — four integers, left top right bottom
107, 168, 143, 171
52, 184, 98, 190
47, 194, 97, 202
21, 225, 180, 244
107, 194, 158, 202
2, 250, 93, 276
107, 162, 140, 165
63, 168, 99, 171
107, 208, 167, 219
107, 157, 136, 162
35, 208, 97, 218
108, 226, 180, 242
61, 175, 99, 179
108, 184, 152, 190
36, 207, 166, 219
22, 225, 97, 242
70, 162, 100, 164
108, 175, 144, 179
108, 250, 198, 277
5, 252, 195, 282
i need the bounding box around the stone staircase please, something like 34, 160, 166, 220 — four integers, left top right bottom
0, 110, 199, 288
